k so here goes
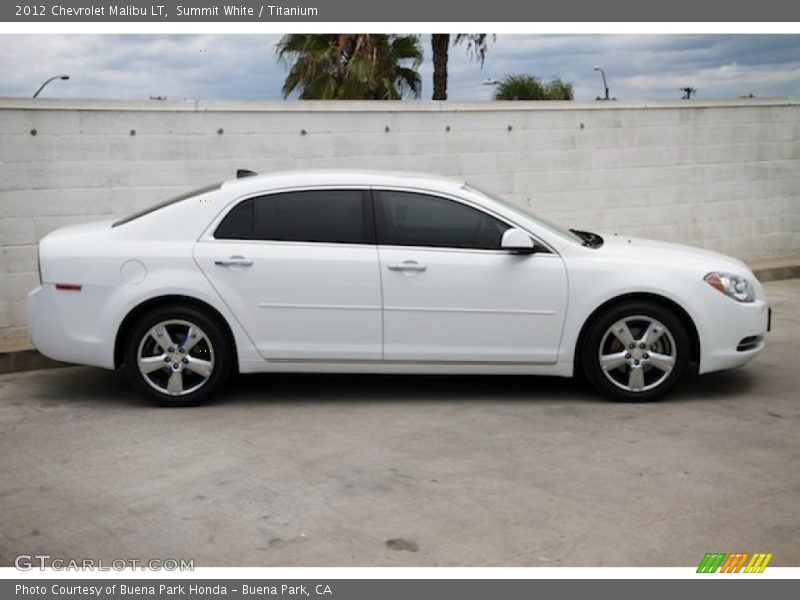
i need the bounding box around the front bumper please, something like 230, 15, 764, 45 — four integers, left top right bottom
697, 293, 769, 375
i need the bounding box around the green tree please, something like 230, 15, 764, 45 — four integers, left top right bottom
494, 75, 574, 100
544, 78, 575, 100
277, 34, 423, 100
431, 34, 493, 100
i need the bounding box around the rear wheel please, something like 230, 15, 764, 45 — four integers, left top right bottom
582, 301, 690, 401
124, 305, 232, 406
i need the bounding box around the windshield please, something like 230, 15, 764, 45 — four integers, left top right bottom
112, 182, 222, 227
463, 183, 584, 245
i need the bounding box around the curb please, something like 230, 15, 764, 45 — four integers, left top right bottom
1, 265, 798, 376
751, 264, 800, 283
0, 349, 67, 376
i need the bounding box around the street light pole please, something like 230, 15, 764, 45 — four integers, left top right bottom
33, 74, 70, 98
593, 66, 609, 101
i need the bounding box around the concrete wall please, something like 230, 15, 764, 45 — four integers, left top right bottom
1, 98, 799, 343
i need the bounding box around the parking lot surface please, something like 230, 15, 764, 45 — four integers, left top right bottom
1, 279, 798, 567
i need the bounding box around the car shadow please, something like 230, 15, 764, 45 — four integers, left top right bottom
18, 366, 598, 408
12, 364, 761, 408
210, 366, 762, 407
12, 366, 146, 409
222, 371, 597, 407
668, 368, 758, 402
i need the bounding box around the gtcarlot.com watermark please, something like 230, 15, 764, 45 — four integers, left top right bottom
14, 554, 194, 571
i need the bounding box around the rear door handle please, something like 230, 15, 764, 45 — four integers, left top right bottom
214, 255, 253, 267
388, 261, 427, 273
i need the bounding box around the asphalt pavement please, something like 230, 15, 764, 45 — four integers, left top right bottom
1, 279, 798, 567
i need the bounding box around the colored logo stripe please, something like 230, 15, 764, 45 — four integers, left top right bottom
720, 553, 749, 573
697, 552, 772, 573
745, 553, 773, 573
697, 553, 726, 573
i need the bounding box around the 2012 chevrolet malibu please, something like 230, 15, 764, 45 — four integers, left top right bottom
27, 170, 769, 405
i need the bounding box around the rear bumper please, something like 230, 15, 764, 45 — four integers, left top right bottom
27, 285, 115, 369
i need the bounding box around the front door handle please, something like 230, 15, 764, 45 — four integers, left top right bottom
388, 260, 427, 273
214, 255, 253, 267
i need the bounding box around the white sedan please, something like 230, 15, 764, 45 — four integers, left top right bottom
27, 170, 769, 405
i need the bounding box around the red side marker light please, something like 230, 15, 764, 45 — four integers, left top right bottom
55, 284, 82, 291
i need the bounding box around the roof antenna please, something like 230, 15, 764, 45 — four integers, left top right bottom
237, 169, 258, 178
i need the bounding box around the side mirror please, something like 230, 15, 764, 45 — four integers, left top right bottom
501, 228, 540, 254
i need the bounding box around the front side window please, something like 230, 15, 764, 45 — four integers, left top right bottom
215, 189, 372, 244
375, 190, 511, 250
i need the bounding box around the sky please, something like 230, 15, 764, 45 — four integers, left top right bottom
1, 34, 799, 102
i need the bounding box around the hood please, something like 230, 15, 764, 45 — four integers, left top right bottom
597, 233, 751, 275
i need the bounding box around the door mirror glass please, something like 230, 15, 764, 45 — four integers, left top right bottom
501, 228, 537, 253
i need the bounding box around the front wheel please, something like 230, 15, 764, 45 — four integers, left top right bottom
124, 305, 232, 406
581, 301, 690, 401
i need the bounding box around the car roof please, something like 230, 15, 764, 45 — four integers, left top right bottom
219, 169, 467, 195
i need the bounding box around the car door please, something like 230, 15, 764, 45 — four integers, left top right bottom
375, 189, 568, 363
194, 189, 382, 361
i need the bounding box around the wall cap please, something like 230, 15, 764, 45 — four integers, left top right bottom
2, 97, 800, 113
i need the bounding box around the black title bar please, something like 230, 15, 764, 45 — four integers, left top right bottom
5, 579, 800, 600
4, 0, 800, 22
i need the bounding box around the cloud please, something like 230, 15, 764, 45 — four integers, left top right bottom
448, 34, 800, 100
0, 34, 798, 102
0, 34, 285, 100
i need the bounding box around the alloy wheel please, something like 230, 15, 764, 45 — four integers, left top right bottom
598, 315, 677, 393
136, 319, 215, 396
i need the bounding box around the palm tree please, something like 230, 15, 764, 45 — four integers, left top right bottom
431, 34, 450, 101
431, 34, 493, 100
277, 34, 422, 100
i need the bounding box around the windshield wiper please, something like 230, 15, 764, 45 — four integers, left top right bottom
569, 228, 604, 248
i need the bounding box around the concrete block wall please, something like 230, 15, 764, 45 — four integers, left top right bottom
1, 98, 799, 343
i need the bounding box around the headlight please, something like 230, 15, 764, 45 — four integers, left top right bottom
704, 272, 755, 302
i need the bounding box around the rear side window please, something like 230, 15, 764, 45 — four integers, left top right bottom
214, 190, 373, 244
375, 190, 511, 250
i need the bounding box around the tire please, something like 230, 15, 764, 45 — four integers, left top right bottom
124, 305, 232, 406
581, 300, 690, 402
